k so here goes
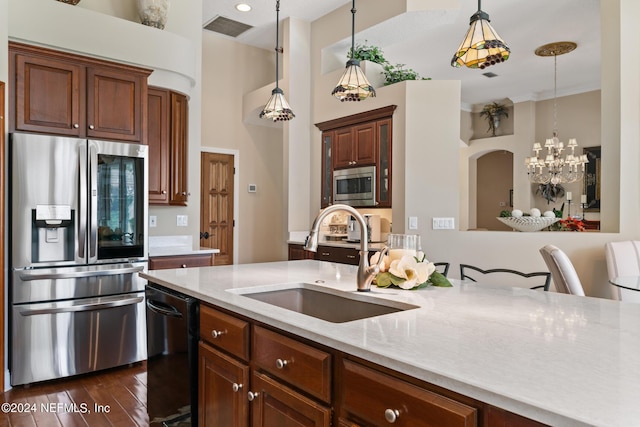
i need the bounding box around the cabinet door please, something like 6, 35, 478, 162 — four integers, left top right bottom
353, 122, 376, 165
147, 88, 170, 204
320, 131, 334, 208
249, 371, 331, 427
86, 66, 145, 142
169, 92, 189, 205
13, 53, 84, 136
333, 127, 355, 169
199, 342, 249, 427
376, 118, 392, 207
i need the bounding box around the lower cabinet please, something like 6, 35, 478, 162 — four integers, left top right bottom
149, 253, 214, 270
288, 243, 360, 265
198, 303, 548, 427
198, 342, 249, 426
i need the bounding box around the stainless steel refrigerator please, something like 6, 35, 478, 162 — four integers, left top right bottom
9, 132, 149, 386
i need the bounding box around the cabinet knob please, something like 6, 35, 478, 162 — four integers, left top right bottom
89, 125, 95, 130
384, 409, 400, 423
73, 123, 79, 129
247, 391, 260, 401
181, 264, 187, 268
211, 329, 226, 338
275, 358, 290, 369
232, 383, 243, 393
161, 190, 167, 194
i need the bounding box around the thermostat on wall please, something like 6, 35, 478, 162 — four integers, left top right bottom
248, 184, 257, 193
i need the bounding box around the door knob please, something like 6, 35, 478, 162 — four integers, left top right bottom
200, 232, 210, 239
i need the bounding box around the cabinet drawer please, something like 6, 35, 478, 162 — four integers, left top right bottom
200, 305, 249, 361
149, 254, 213, 270
341, 359, 477, 427
253, 326, 331, 403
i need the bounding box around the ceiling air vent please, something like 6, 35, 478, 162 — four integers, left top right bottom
482, 72, 498, 78
204, 16, 253, 38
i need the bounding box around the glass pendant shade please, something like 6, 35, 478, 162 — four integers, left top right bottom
332, 59, 376, 102
451, 9, 510, 69
260, 0, 294, 121
260, 87, 295, 121
332, 0, 375, 102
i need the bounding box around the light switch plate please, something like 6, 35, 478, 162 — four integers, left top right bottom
149, 215, 157, 227
432, 217, 455, 230
177, 215, 188, 226
408, 216, 418, 230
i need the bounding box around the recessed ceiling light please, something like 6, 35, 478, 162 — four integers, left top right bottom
235, 3, 251, 12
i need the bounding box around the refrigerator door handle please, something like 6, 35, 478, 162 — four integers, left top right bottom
18, 265, 144, 281
17, 295, 144, 316
89, 142, 98, 262
78, 143, 87, 259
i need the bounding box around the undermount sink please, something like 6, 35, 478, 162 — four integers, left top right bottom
231, 283, 419, 323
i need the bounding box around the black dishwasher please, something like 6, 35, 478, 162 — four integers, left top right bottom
146, 284, 199, 426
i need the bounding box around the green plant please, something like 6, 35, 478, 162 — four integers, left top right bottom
349, 41, 387, 64
382, 63, 431, 86
480, 102, 509, 136
348, 41, 430, 86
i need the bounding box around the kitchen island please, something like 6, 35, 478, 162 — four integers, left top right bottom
140, 260, 640, 427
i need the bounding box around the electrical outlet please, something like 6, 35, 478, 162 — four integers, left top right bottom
177, 215, 188, 227
149, 215, 157, 227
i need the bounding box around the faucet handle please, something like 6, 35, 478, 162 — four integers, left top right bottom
375, 246, 390, 270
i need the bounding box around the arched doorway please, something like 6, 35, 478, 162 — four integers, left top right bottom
476, 150, 513, 230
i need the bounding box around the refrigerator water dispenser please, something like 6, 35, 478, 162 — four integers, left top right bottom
31, 205, 75, 263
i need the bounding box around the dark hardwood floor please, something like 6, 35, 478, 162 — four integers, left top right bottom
0, 362, 148, 427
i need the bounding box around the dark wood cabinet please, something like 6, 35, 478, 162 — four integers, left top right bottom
316, 105, 396, 208
288, 244, 316, 261
9, 42, 149, 142
198, 342, 249, 427
147, 87, 189, 206
148, 253, 213, 270
288, 244, 360, 265
199, 304, 330, 427
315, 245, 360, 265
340, 359, 477, 427
147, 88, 170, 204
196, 301, 549, 427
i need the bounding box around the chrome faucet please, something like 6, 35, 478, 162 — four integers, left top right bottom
304, 204, 388, 292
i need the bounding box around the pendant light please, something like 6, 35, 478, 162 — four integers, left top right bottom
331, 0, 376, 102
260, 0, 295, 121
451, 0, 510, 69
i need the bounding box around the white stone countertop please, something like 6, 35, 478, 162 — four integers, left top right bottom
148, 235, 220, 257
139, 260, 640, 427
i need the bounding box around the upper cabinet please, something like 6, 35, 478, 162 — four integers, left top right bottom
316, 105, 396, 208
9, 42, 150, 143
147, 87, 190, 206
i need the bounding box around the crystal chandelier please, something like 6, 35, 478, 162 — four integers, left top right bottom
260, 0, 295, 121
331, 0, 376, 102
451, 0, 510, 69
526, 42, 587, 186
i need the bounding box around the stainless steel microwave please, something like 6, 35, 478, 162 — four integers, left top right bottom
333, 166, 376, 206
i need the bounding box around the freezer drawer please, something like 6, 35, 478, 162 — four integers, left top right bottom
11, 292, 146, 386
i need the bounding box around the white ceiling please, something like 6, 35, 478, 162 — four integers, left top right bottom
202, 0, 601, 108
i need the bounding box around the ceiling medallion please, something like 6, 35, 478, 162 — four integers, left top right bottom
534, 41, 577, 57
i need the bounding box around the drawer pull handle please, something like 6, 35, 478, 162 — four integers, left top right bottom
275, 358, 290, 369
385, 409, 400, 423
232, 383, 243, 393
211, 329, 226, 338
321, 252, 330, 256
346, 255, 356, 259
247, 391, 259, 401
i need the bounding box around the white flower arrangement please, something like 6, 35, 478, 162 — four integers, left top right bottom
370, 251, 452, 290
